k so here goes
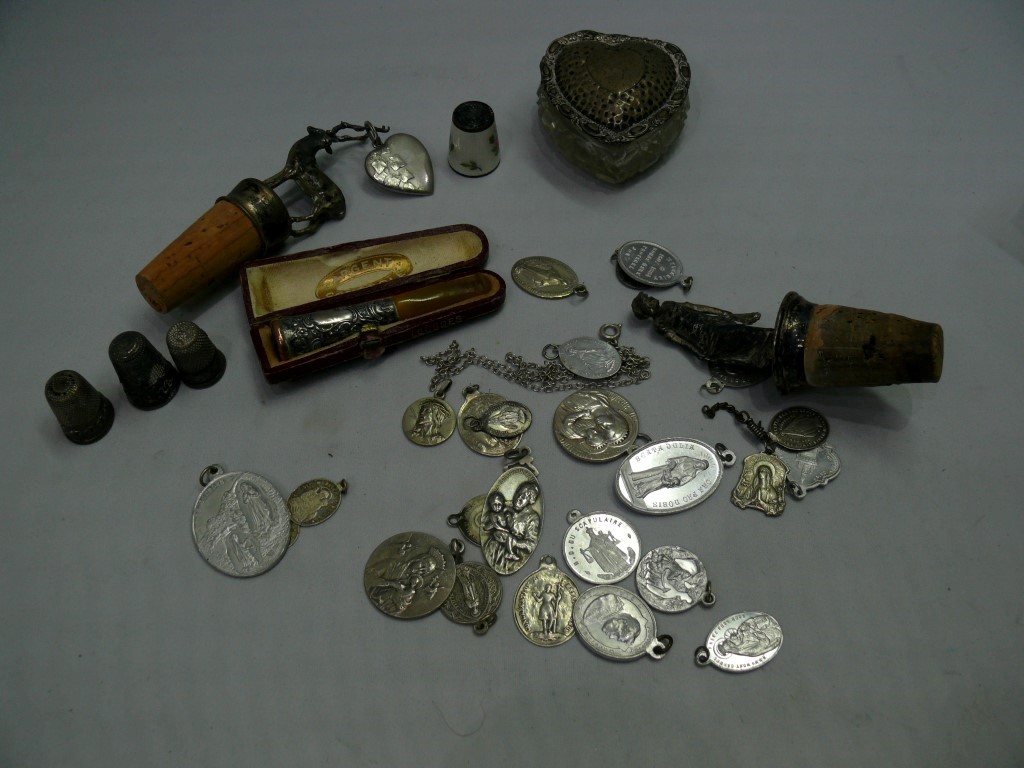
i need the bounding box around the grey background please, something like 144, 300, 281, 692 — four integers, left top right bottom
2, 2, 1022, 765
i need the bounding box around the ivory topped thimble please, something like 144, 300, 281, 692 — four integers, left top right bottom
449, 101, 500, 177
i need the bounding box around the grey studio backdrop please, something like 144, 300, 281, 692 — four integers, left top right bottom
2, 2, 1022, 766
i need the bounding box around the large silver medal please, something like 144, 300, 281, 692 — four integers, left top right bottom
192, 465, 291, 578
615, 438, 730, 514
553, 388, 640, 462
514, 555, 579, 647
574, 585, 672, 661
635, 546, 715, 613
562, 509, 640, 585
695, 611, 783, 672
363, 532, 457, 619
479, 450, 542, 576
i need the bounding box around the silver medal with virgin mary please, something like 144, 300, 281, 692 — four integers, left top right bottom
562, 509, 640, 585
512, 256, 587, 299
479, 451, 543, 576
695, 611, 783, 672
573, 585, 672, 661
192, 465, 292, 578
440, 541, 502, 634
457, 386, 522, 456
552, 388, 639, 463
615, 438, 726, 514
731, 452, 789, 517
545, 324, 623, 380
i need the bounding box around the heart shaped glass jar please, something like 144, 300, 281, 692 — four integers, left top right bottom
537, 30, 690, 184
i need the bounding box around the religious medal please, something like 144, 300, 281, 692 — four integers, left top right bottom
635, 546, 715, 613
402, 378, 456, 447
545, 324, 624, 380
702, 361, 771, 394
288, 478, 348, 526
192, 465, 292, 578
363, 123, 433, 195
479, 448, 543, 576
458, 386, 522, 456
695, 612, 783, 672
363, 532, 457, 619
615, 438, 733, 514
514, 555, 579, 647
461, 399, 533, 439
440, 539, 502, 634
768, 406, 830, 452
511, 256, 588, 299
574, 585, 672, 662
611, 240, 692, 292
702, 402, 791, 516
553, 388, 640, 462
447, 494, 487, 546
562, 510, 640, 585
778, 443, 841, 499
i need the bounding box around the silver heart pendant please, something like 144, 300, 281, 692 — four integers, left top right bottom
364, 133, 434, 195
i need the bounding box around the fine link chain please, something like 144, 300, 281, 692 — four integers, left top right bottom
701, 401, 775, 452
422, 340, 651, 393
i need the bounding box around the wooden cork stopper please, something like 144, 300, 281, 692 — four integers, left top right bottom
136, 200, 263, 313
774, 292, 943, 392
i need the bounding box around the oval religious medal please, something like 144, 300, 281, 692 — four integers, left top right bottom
731, 452, 789, 517
779, 442, 841, 499
461, 399, 532, 439
707, 361, 771, 389
447, 494, 487, 546
695, 611, 783, 672
288, 478, 348, 526
615, 438, 723, 514
574, 585, 671, 661
458, 387, 522, 456
514, 555, 580, 647
553, 389, 639, 462
479, 464, 543, 576
635, 546, 714, 613
512, 256, 587, 299
553, 337, 622, 380
768, 406, 829, 452
612, 240, 692, 291
192, 466, 292, 578
440, 560, 503, 633
562, 510, 640, 585
363, 532, 457, 619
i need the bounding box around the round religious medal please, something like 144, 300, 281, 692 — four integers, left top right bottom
695, 612, 783, 672
402, 396, 456, 446
363, 532, 457, 619
574, 585, 671, 661
511, 256, 587, 299
768, 406, 829, 452
612, 240, 692, 291
615, 438, 723, 514
553, 389, 639, 462
479, 464, 543, 576
562, 510, 640, 585
440, 560, 502, 631
514, 555, 579, 647
447, 494, 487, 546
458, 387, 522, 457
288, 478, 348, 526
192, 466, 292, 578
635, 546, 714, 613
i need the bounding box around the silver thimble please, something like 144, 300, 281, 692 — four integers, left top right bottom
45, 370, 115, 444
109, 331, 180, 409
166, 321, 226, 388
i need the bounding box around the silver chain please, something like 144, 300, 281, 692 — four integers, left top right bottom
421, 339, 651, 393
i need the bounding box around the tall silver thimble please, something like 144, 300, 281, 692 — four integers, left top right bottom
109, 331, 180, 409
166, 321, 226, 388
449, 101, 500, 177
45, 370, 115, 444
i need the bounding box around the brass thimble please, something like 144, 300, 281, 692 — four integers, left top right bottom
109, 331, 180, 409
166, 321, 226, 388
44, 370, 115, 444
